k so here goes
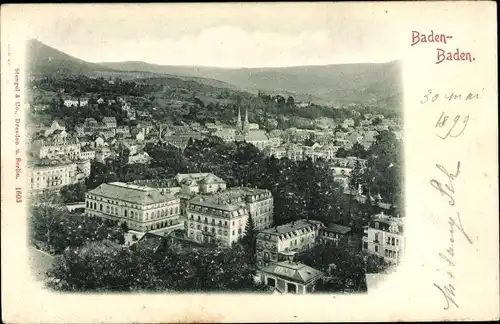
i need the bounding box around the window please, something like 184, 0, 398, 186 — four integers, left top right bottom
124, 210, 128, 217
266, 277, 276, 287
391, 237, 395, 246
287, 283, 297, 294
232, 230, 235, 235
375, 245, 379, 252
363, 242, 368, 250
100, 204, 103, 211
374, 233, 379, 243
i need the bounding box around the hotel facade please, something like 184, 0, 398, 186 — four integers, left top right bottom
85, 182, 182, 234
186, 187, 273, 246
256, 219, 324, 265
362, 213, 405, 263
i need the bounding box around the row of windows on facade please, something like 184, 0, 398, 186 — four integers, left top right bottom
86, 201, 179, 219
30, 173, 69, 182
189, 205, 246, 217
321, 232, 341, 239
374, 233, 399, 246
189, 215, 270, 226
189, 199, 272, 213
33, 168, 73, 175
258, 234, 316, 249
385, 249, 399, 259
266, 277, 300, 294
86, 196, 177, 209
88, 213, 177, 231
189, 226, 243, 237
191, 222, 244, 233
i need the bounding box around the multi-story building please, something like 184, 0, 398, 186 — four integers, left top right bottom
85, 182, 182, 234
102, 117, 117, 129
362, 213, 405, 263
64, 98, 89, 108
28, 160, 79, 194
263, 146, 285, 159
256, 219, 324, 265
174, 173, 227, 194
115, 126, 130, 137
79, 146, 96, 160
319, 223, 358, 249
186, 187, 273, 246
32, 138, 80, 160
213, 128, 236, 142
256, 260, 324, 294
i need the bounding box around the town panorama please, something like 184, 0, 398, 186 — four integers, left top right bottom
27, 39, 404, 294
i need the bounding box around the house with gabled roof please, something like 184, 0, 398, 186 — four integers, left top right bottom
256, 260, 324, 294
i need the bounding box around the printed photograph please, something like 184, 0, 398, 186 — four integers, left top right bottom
26, 11, 404, 294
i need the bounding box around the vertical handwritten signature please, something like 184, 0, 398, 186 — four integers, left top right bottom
431, 161, 474, 310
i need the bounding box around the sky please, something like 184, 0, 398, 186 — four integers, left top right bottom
22, 3, 407, 68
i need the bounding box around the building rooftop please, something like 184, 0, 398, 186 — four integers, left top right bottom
247, 130, 269, 141
188, 196, 247, 212
102, 117, 117, 123
175, 173, 226, 185
88, 182, 176, 205
259, 261, 324, 284
323, 223, 352, 235
258, 219, 324, 241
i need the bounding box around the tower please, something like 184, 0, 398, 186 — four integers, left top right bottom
236, 107, 242, 130
243, 108, 249, 131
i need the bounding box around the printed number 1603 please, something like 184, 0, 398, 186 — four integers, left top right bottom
15, 188, 22, 203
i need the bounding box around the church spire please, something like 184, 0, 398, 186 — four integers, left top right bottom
237, 107, 242, 129
244, 108, 249, 130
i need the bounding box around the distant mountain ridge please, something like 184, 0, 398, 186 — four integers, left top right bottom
27, 39, 119, 76
27, 39, 402, 108
26, 39, 241, 90
100, 60, 402, 106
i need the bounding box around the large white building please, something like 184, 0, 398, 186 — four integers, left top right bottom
255, 219, 324, 265
186, 187, 273, 246
85, 182, 182, 234
362, 213, 405, 263
28, 160, 81, 194
32, 138, 80, 160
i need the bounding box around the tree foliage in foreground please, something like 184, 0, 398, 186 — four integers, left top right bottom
30, 204, 125, 254
46, 240, 269, 293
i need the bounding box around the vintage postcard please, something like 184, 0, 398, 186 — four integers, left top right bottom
1, 2, 498, 322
